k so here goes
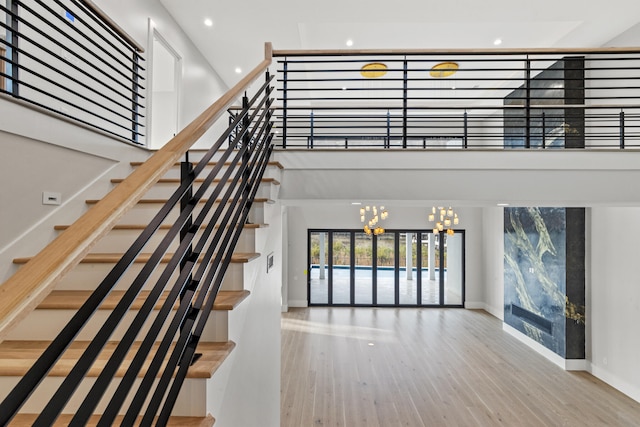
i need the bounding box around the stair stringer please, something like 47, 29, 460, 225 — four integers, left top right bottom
204, 200, 282, 427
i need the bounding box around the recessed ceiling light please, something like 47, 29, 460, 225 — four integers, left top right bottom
234, 67, 242, 74
494, 38, 502, 46
346, 39, 354, 47
204, 18, 213, 27
497, 203, 510, 207
351, 202, 362, 205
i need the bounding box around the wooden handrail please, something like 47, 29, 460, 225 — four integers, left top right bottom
273, 46, 640, 57
78, 0, 145, 53
0, 42, 273, 341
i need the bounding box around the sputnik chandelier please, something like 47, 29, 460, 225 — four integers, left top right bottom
360, 205, 389, 235
428, 206, 459, 235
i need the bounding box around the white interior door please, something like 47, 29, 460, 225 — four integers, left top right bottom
148, 22, 181, 149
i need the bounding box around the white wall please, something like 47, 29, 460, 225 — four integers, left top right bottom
284, 204, 483, 308
209, 202, 282, 426
480, 207, 505, 319
0, 129, 150, 282
590, 207, 640, 403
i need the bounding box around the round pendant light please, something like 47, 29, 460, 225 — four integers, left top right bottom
360, 62, 388, 78
430, 62, 459, 78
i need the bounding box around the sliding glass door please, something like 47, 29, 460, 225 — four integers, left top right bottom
354, 232, 372, 304
309, 231, 329, 304
308, 229, 465, 307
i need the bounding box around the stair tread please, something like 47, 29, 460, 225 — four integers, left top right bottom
54, 223, 269, 230
0, 340, 235, 378
85, 197, 272, 204
112, 177, 280, 185
9, 413, 215, 427
14, 252, 260, 264
131, 160, 284, 169
37, 290, 250, 311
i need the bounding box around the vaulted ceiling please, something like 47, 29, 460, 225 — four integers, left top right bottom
160, 0, 640, 88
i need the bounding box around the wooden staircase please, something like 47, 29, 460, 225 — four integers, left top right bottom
0, 158, 283, 425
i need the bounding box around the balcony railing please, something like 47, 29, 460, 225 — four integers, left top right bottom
0, 0, 145, 143
272, 48, 640, 149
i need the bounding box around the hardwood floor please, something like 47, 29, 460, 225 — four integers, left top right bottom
281, 308, 640, 426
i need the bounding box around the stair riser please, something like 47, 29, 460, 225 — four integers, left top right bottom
4, 310, 229, 342
116, 202, 267, 225
158, 165, 282, 182
87, 227, 256, 254
139, 182, 276, 200
0, 376, 208, 417
53, 262, 248, 293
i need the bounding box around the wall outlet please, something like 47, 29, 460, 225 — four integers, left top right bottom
42, 191, 62, 206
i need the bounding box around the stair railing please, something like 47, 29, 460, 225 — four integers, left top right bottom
0, 43, 273, 425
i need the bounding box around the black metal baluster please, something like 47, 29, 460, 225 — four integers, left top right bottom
402, 57, 408, 149
463, 111, 468, 148
132, 53, 141, 143
7, 0, 19, 97
525, 57, 531, 149
620, 110, 625, 149
282, 58, 288, 148
542, 112, 547, 148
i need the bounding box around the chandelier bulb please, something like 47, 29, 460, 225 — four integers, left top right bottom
360, 204, 389, 236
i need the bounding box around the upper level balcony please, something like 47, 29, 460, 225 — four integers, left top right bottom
268, 47, 640, 150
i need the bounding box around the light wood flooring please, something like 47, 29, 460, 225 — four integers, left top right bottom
281, 307, 640, 426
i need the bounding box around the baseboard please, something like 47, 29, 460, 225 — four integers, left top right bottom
288, 300, 308, 308
465, 302, 504, 321
564, 359, 589, 371
503, 323, 586, 371
464, 301, 485, 310
483, 304, 504, 320
590, 364, 640, 404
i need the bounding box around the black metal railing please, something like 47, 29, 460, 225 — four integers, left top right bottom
0, 71, 274, 425
0, 0, 145, 143
273, 49, 640, 149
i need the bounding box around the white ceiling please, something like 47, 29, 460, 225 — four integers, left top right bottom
159, 0, 640, 88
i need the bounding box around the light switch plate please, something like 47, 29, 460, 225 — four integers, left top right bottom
42, 191, 62, 205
